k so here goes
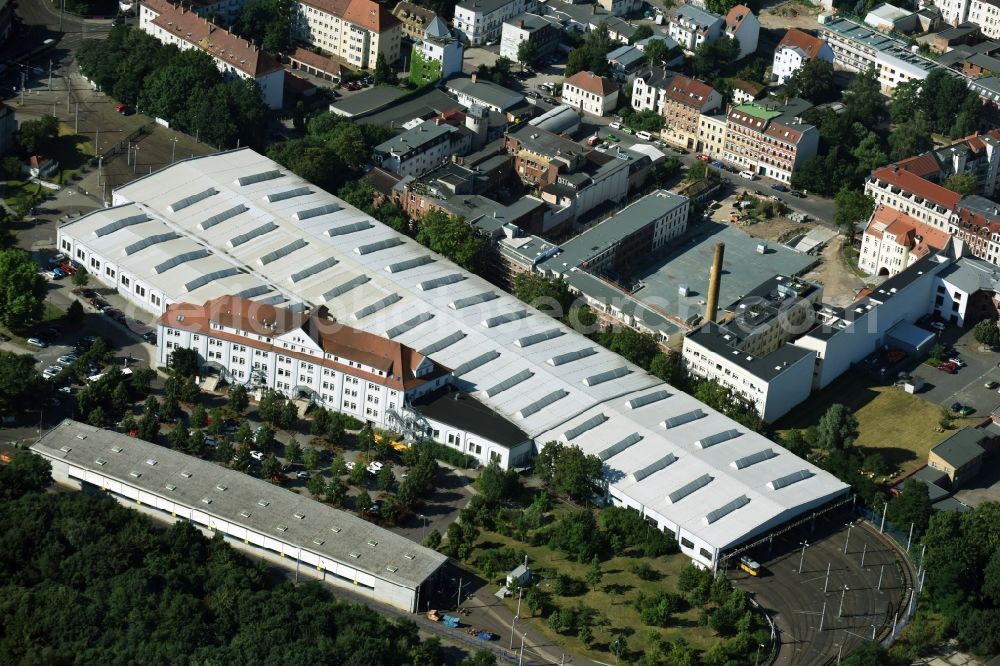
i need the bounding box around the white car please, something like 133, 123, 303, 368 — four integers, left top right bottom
609, 121, 622, 130
27, 338, 47, 348
42, 366, 62, 379
249, 450, 265, 461
367, 461, 385, 474
56, 355, 77, 366
345, 460, 356, 470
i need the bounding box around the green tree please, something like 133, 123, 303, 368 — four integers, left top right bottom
190, 404, 208, 428
850, 129, 889, 177
326, 477, 347, 506
0, 249, 46, 329
475, 460, 520, 505
705, 0, 739, 14
71, 268, 90, 288
0, 451, 51, 498
585, 556, 602, 587
889, 112, 934, 161
534, 441, 603, 503
815, 404, 859, 452
66, 300, 84, 323
513, 273, 575, 317
973, 319, 1000, 347
87, 406, 106, 427
650, 353, 684, 385
307, 472, 327, 497
424, 528, 442, 549
373, 52, 398, 86
888, 479, 934, 538
356, 489, 373, 516
17, 115, 59, 154
228, 383, 249, 413
692, 37, 740, 81
517, 40, 539, 67
781, 429, 812, 457
491, 57, 513, 84
187, 429, 206, 457
629, 24, 653, 45
377, 465, 395, 491
168, 423, 189, 450
833, 187, 875, 233
132, 367, 155, 394
303, 446, 321, 471
284, 437, 302, 464
0, 351, 46, 411
945, 173, 979, 196
261, 453, 281, 480
415, 210, 485, 271
642, 39, 673, 68
215, 437, 234, 464
234, 0, 292, 53
785, 58, 835, 103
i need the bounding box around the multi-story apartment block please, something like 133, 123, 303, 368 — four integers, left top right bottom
723, 102, 819, 183
392, 1, 437, 40
668, 5, 724, 52
500, 13, 563, 62
630, 66, 675, 114
597, 0, 643, 17
969, 0, 1000, 39
454, 0, 536, 46
940, 0, 972, 27
860, 204, 951, 276
772, 28, 832, 84
949, 195, 1000, 264
372, 119, 471, 178
697, 112, 729, 158
660, 75, 722, 151
561, 70, 619, 116
724, 4, 759, 60
414, 16, 464, 78
139, 0, 284, 109
293, 0, 402, 70
866, 163, 961, 231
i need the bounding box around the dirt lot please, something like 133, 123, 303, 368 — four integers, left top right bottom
802, 236, 870, 306
758, 0, 822, 31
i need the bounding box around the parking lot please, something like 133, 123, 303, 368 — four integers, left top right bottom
907, 324, 1000, 418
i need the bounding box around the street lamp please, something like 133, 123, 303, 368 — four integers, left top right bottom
754, 642, 764, 666
419, 513, 427, 542
171, 136, 179, 163
509, 614, 518, 649
798, 540, 809, 573
838, 585, 849, 618
132, 145, 140, 175
518, 631, 527, 666
844, 521, 854, 554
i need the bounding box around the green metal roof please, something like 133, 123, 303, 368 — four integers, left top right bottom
734, 104, 782, 121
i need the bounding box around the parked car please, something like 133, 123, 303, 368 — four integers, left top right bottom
739, 170, 756, 180
609, 121, 622, 130
696, 153, 711, 162
345, 460, 357, 470
56, 355, 77, 366
525, 90, 539, 99
81, 289, 97, 299
959, 405, 976, 416
948, 357, 966, 367
937, 363, 957, 374
710, 160, 724, 169
789, 190, 806, 198
47, 253, 67, 266
27, 338, 47, 348
635, 130, 653, 141
104, 308, 123, 318
249, 450, 265, 461
771, 183, 789, 192
203, 436, 217, 447
296, 471, 311, 480
52, 267, 65, 279
985, 381, 998, 389
931, 321, 946, 331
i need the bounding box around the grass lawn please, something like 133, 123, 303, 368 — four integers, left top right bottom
774, 373, 977, 476
467, 510, 723, 660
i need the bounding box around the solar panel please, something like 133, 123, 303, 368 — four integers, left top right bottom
326, 221, 373, 236
168, 187, 217, 212
229, 222, 278, 248
452, 350, 501, 377
295, 203, 342, 220
290, 257, 339, 283
95, 213, 149, 237
450, 291, 498, 310
582, 366, 631, 387
418, 273, 465, 291
704, 495, 749, 525
562, 413, 607, 441
153, 249, 211, 274
353, 293, 401, 320
599, 432, 642, 461
484, 369, 534, 397
355, 238, 404, 255
265, 186, 311, 202
322, 275, 370, 301
386, 256, 434, 273
420, 330, 466, 355
199, 204, 248, 230
482, 310, 529, 328
514, 328, 564, 348
667, 474, 713, 503
662, 409, 705, 429
259, 239, 308, 265
626, 390, 671, 409
236, 285, 271, 299
184, 267, 241, 293
730, 449, 777, 470
548, 347, 597, 366
385, 312, 434, 339
632, 453, 678, 482
236, 169, 281, 186
696, 429, 742, 450
768, 470, 814, 490
517, 389, 569, 418
123, 232, 179, 256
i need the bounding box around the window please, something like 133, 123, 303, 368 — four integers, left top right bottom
121, 275, 130, 287
680, 537, 694, 549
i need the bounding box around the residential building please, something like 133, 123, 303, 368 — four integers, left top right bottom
292, 0, 402, 71
372, 119, 471, 178
660, 75, 723, 151
33, 420, 449, 613
446, 76, 525, 112
454, 0, 536, 45
392, 1, 437, 40
697, 112, 729, 158
630, 66, 675, 114
561, 70, 619, 117
772, 28, 833, 84
859, 204, 951, 276
599, 14, 641, 43
669, 5, 724, 51
969, 0, 1000, 39
939, 0, 972, 27
185, 0, 245, 26
500, 13, 563, 62
607, 45, 647, 82
723, 101, 819, 183
928, 427, 988, 486
634, 34, 684, 66
949, 195, 1000, 265
139, 0, 284, 109
597, 0, 643, 17
724, 5, 759, 60
865, 3, 920, 34
730, 78, 765, 104
414, 16, 464, 79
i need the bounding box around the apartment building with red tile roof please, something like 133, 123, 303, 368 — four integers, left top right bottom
660, 75, 722, 151
724, 4, 759, 60
772, 28, 833, 83
561, 71, 619, 116
293, 0, 402, 70
860, 204, 951, 276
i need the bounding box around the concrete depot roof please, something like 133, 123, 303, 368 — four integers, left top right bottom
33, 420, 446, 589
66, 148, 849, 555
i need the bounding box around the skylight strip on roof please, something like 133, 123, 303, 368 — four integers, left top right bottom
418, 273, 465, 291
185, 267, 242, 293
322, 274, 370, 301
450, 291, 498, 310
123, 232, 179, 256
452, 350, 501, 377
355, 238, 405, 255
199, 204, 249, 230
730, 448, 777, 470
95, 213, 150, 237
632, 453, 678, 482
326, 221, 373, 236
484, 369, 534, 397
265, 186, 311, 202
704, 495, 749, 525
295, 203, 342, 220
236, 285, 271, 299
599, 432, 642, 461
581, 366, 631, 387
229, 222, 278, 248
548, 347, 597, 366
696, 429, 742, 450
353, 293, 402, 320
514, 328, 564, 348
517, 389, 569, 419
259, 239, 308, 265
153, 249, 211, 274
562, 413, 608, 441
667, 473, 713, 503
420, 330, 467, 355
236, 169, 281, 186
168, 187, 217, 212
482, 310, 529, 328
662, 409, 705, 429
385, 312, 434, 339
290, 257, 339, 283
767, 469, 814, 490
626, 389, 671, 409
385, 255, 434, 273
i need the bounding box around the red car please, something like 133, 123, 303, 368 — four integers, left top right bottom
937, 362, 957, 374
696, 153, 711, 162
115, 103, 127, 113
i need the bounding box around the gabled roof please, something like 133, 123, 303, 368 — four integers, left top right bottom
777, 28, 828, 60
865, 204, 950, 257
343, 0, 401, 32
564, 70, 617, 96
870, 163, 961, 211
664, 74, 716, 110
725, 4, 754, 34
675, 4, 723, 28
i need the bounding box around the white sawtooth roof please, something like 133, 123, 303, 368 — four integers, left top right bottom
70, 148, 848, 553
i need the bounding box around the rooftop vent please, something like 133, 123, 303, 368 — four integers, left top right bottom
704, 495, 750, 525
598, 432, 642, 461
